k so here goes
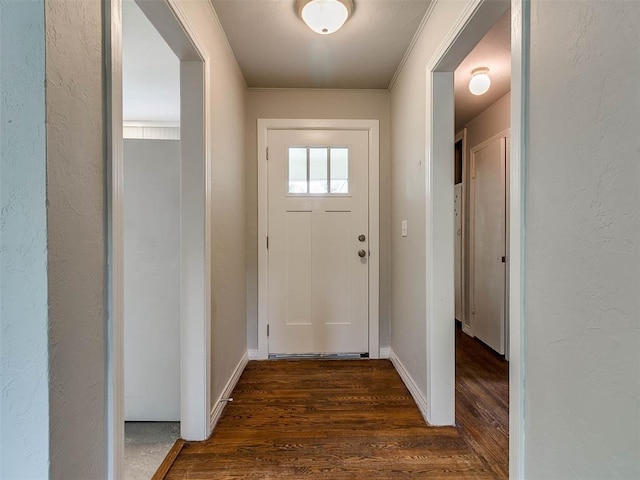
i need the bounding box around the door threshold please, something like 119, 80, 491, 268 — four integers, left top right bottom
268, 353, 369, 360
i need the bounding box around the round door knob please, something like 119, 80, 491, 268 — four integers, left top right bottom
358, 250, 367, 258
358, 234, 366, 242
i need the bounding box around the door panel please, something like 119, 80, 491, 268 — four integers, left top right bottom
471, 136, 506, 354
268, 129, 369, 355
285, 211, 312, 326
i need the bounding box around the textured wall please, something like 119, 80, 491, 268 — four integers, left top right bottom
245, 88, 391, 350
123, 139, 180, 421
0, 0, 50, 477
45, 0, 106, 478
526, 1, 640, 477
389, 1, 467, 396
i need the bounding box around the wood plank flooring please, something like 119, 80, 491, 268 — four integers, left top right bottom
166, 332, 508, 479
455, 327, 509, 480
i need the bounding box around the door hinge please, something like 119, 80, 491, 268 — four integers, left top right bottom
267, 324, 270, 337
266, 147, 269, 161
266, 236, 269, 249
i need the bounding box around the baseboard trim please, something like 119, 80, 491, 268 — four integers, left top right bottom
379, 347, 391, 359
247, 349, 259, 360
462, 324, 474, 337
209, 352, 248, 432
389, 349, 429, 424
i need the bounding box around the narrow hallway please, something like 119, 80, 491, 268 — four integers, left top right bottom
456, 327, 509, 479
159, 335, 508, 479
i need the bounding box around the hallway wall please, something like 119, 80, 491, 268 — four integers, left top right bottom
45, 0, 106, 478
0, 1, 49, 477
389, 0, 469, 403
245, 88, 391, 351
525, 1, 640, 477
123, 139, 181, 421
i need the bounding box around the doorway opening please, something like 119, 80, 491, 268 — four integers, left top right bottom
121, 0, 181, 477
452, 8, 511, 479
107, 0, 210, 478
425, 0, 527, 477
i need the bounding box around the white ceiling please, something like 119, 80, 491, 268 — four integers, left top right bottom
122, 1, 510, 126
454, 9, 511, 130
211, 0, 433, 89
123, 0, 180, 123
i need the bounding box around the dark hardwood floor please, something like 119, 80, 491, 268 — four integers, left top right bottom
455, 327, 509, 480
165, 332, 508, 479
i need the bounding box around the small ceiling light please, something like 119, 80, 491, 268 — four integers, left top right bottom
469, 67, 491, 96
297, 0, 353, 35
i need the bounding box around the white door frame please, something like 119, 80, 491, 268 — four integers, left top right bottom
425, 0, 526, 477
257, 119, 380, 360
106, 0, 212, 478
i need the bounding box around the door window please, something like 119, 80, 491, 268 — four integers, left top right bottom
287, 146, 349, 195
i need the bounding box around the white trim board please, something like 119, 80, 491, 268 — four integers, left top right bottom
209, 353, 248, 432
379, 347, 391, 359
257, 118, 380, 360
389, 349, 429, 424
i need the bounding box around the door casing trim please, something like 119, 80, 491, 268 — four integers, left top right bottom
257, 119, 380, 360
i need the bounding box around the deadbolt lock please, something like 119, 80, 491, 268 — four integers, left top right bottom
358, 234, 366, 242
358, 249, 367, 258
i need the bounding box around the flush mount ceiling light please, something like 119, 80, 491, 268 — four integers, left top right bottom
297, 0, 354, 35
469, 67, 491, 96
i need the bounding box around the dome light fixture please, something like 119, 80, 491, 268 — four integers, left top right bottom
297, 0, 354, 35
469, 67, 491, 96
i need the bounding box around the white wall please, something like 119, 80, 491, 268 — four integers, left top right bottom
45, 0, 106, 478
525, 1, 639, 477
124, 139, 180, 421
464, 92, 510, 155
176, 0, 248, 409
390, 0, 468, 399
245, 88, 391, 351
0, 1, 49, 477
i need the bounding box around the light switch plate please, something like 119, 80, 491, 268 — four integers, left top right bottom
401, 220, 408, 237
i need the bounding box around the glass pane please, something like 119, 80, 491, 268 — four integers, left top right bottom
288, 147, 307, 193
309, 148, 328, 193
330, 148, 349, 193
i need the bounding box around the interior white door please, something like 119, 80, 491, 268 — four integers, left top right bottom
471, 136, 506, 354
267, 129, 369, 355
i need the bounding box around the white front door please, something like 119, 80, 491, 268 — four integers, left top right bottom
471, 136, 506, 354
267, 129, 369, 355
